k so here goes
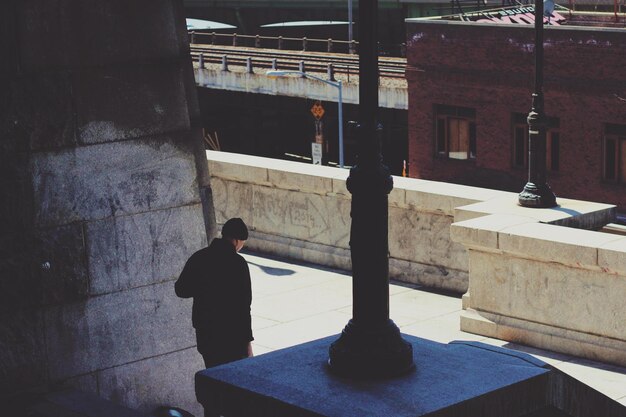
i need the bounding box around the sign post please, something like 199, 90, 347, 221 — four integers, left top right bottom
311, 101, 325, 165
311, 142, 323, 165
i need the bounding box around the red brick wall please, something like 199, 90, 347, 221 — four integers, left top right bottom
406, 20, 626, 210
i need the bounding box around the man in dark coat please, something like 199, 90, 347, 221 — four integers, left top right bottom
175, 218, 253, 368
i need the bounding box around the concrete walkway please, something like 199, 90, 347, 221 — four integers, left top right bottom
243, 251, 626, 407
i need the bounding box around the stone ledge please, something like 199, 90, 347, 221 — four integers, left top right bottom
455, 196, 615, 228
451, 214, 537, 250
207, 157, 270, 186
455, 196, 624, 366
399, 178, 510, 217
207, 151, 511, 215
452, 210, 622, 270
461, 308, 626, 368
498, 222, 623, 268
267, 168, 335, 194
207, 150, 345, 194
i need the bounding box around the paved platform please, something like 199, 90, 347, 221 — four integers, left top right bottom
242, 251, 626, 407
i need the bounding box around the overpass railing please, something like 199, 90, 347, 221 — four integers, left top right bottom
190, 49, 406, 80
189, 31, 407, 57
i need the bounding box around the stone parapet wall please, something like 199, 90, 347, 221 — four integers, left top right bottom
452, 211, 626, 367
208, 150, 622, 366
207, 150, 512, 293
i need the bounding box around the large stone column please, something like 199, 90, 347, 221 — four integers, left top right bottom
1, 1, 213, 414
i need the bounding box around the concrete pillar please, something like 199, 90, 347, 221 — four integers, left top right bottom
0, 1, 214, 414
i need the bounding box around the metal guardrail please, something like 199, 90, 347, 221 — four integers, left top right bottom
189, 31, 408, 57
190, 31, 358, 54
190, 49, 406, 80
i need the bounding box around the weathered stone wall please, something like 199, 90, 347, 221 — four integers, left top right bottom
208, 151, 615, 294
451, 211, 626, 367
208, 150, 620, 366
1, 1, 213, 415
207, 150, 512, 293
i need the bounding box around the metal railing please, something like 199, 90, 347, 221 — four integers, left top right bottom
189, 31, 408, 57
190, 49, 406, 80
190, 31, 358, 54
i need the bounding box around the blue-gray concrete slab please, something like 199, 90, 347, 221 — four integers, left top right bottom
196, 334, 625, 416
25, 389, 149, 417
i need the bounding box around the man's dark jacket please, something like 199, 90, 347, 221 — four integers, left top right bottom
175, 238, 253, 349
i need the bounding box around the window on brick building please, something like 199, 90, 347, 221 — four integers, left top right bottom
435, 105, 476, 160
512, 113, 560, 171
603, 124, 626, 183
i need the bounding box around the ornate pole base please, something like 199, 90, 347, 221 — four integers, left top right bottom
328, 319, 414, 378
518, 182, 557, 208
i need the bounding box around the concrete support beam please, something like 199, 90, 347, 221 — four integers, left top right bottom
195, 68, 409, 110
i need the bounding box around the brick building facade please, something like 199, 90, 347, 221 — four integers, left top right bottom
405, 17, 626, 212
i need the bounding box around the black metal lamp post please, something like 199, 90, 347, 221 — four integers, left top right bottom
518, 0, 557, 208
328, 0, 414, 378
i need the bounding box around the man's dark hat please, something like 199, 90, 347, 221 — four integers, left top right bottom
222, 218, 248, 240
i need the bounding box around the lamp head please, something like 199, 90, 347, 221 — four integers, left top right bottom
266, 70, 288, 78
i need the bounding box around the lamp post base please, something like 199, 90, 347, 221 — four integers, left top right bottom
518, 182, 557, 208
328, 319, 414, 378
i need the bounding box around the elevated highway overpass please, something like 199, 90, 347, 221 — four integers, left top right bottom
190, 43, 408, 172
191, 44, 407, 110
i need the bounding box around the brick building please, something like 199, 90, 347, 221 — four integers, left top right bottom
405, 13, 626, 212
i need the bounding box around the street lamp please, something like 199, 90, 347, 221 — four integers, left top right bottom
518, 0, 557, 208
326, 0, 414, 378
266, 70, 345, 168
348, 0, 353, 52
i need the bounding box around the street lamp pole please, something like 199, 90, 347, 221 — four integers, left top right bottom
266, 70, 344, 168
518, 0, 557, 208
327, 0, 414, 378
348, 0, 353, 48
337, 80, 344, 168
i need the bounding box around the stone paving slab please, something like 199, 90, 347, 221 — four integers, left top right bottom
242, 251, 626, 405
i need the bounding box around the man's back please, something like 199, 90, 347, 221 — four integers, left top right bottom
175, 238, 252, 343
